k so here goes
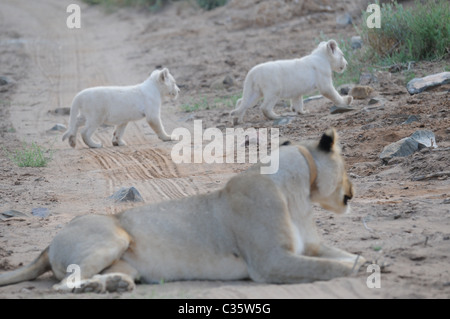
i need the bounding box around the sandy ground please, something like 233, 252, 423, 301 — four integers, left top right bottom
0, 0, 449, 299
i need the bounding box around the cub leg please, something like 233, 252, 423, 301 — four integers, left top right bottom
260, 96, 281, 120
81, 123, 103, 148
290, 96, 307, 114
230, 90, 261, 124
112, 123, 128, 147
318, 80, 353, 106
147, 116, 172, 141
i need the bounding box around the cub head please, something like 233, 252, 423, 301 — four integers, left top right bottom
154, 68, 180, 100
323, 39, 348, 74
310, 128, 354, 214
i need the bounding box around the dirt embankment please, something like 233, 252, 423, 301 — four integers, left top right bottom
0, 0, 449, 298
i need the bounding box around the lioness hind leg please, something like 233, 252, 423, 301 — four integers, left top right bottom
54, 272, 135, 294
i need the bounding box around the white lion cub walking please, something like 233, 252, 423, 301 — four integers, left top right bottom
231, 40, 353, 123
62, 68, 180, 148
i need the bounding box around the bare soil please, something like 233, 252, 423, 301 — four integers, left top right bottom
0, 0, 449, 299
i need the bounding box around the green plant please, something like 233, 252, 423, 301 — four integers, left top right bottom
196, 0, 227, 10
360, 0, 450, 64
5, 142, 53, 167
180, 93, 241, 112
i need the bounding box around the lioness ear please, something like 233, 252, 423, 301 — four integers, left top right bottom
318, 128, 338, 152
159, 68, 169, 82
327, 40, 337, 55
280, 140, 291, 146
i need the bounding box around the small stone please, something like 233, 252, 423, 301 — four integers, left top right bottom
31, 208, 50, 218
109, 187, 143, 203
330, 105, 355, 114
337, 84, 354, 95
51, 107, 71, 116
380, 138, 420, 161
273, 117, 293, 126
410, 130, 437, 148
47, 124, 67, 132
351, 36, 363, 50
359, 73, 377, 86
0, 210, 31, 221
349, 85, 375, 99
406, 72, 450, 95
303, 95, 323, 103
336, 12, 352, 26
402, 115, 420, 125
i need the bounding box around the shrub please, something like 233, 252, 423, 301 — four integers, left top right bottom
360, 0, 450, 63
4, 142, 53, 167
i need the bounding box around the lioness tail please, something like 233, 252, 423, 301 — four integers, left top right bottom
0, 247, 51, 287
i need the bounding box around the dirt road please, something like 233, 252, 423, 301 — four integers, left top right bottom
0, 0, 449, 298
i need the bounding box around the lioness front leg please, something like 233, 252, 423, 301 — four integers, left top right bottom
147, 116, 172, 141
305, 243, 366, 270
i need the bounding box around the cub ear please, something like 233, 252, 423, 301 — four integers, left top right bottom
327, 40, 337, 55
318, 128, 338, 152
159, 68, 169, 82
280, 140, 292, 146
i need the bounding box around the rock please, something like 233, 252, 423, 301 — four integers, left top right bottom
351, 36, 363, 50
380, 137, 420, 161
406, 72, 450, 95
380, 130, 437, 161
359, 73, 377, 85
211, 75, 234, 90
50, 107, 71, 116
273, 117, 293, 126
47, 123, 67, 132
330, 105, 355, 114
337, 84, 354, 95
336, 12, 352, 26
361, 123, 382, 130
109, 187, 143, 203
402, 115, 420, 125
303, 95, 323, 103
0, 76, 14, 86
410, 130, 437, 148
349, 85, 374, 99
31, 207, 50, 218
368, 97, 385, 105
0, 210, 31, 221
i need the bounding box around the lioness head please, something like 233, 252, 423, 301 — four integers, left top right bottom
324, 39, 348, 74
155, 68, 180, 100
310, 128, 354, 214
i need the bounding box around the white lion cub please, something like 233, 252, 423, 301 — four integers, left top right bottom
231, 40, 353, 123
62, 68, 180, 148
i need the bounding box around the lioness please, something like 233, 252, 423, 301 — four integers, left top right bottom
62, 68, 180, 148
0, 129, 365, 293
231, 40, 353, 123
